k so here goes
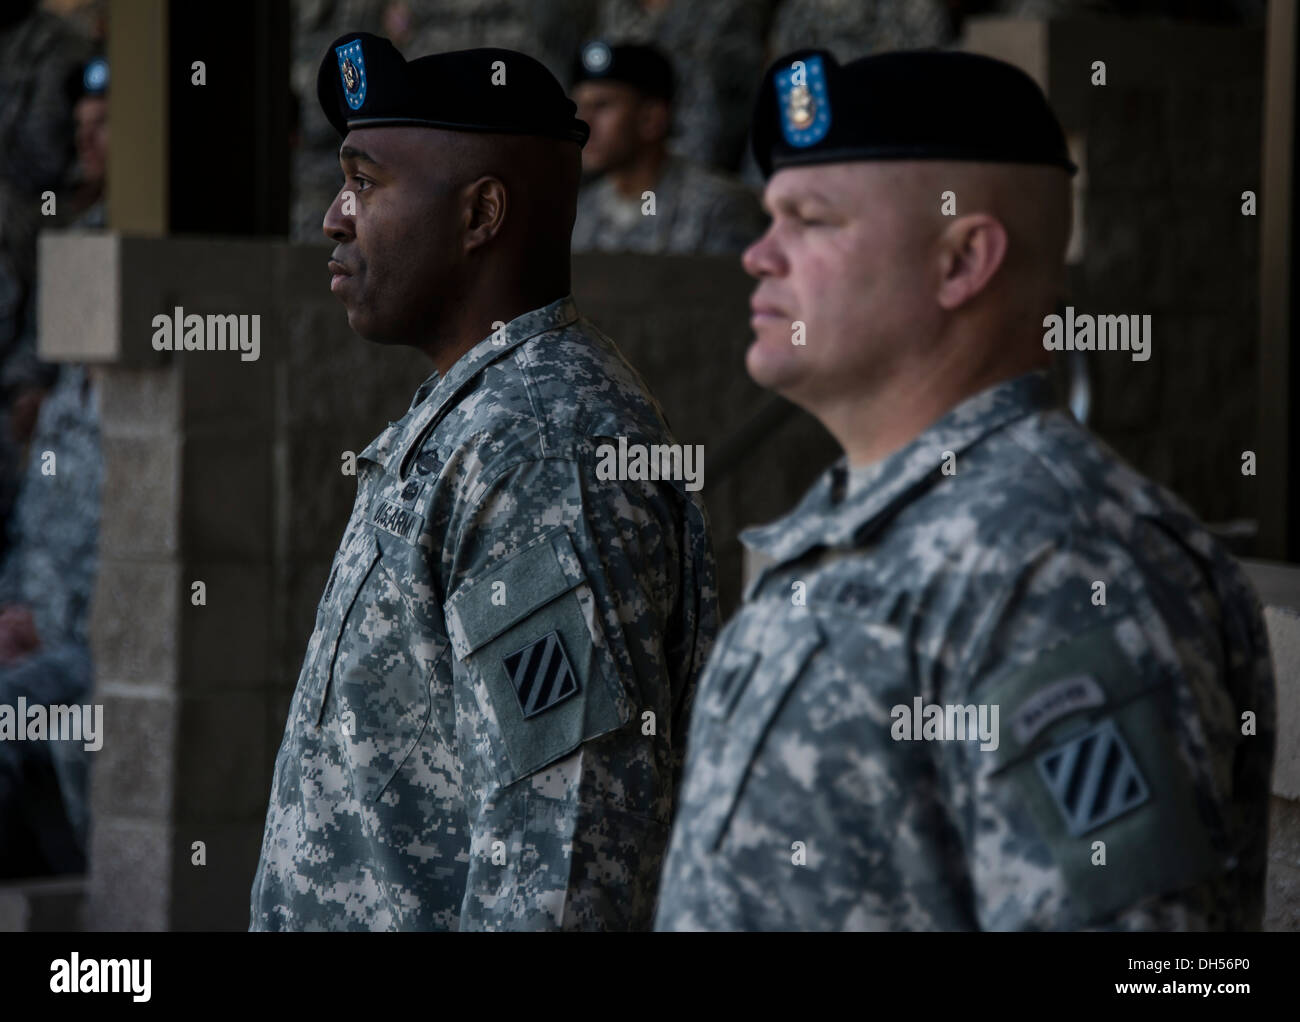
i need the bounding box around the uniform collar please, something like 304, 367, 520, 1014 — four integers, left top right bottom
359, 295, 580, 475
741, 371, 1056, 589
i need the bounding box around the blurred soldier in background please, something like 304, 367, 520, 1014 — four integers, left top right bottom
588, 0, 770, 171
0, 362, 101, 878
0, 49, 109, 879
0, 0, 87, 560
571, 41, 766, 256
63, 54, 109, 229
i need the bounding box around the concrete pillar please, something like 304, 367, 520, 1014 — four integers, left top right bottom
105, 0, 290, 237
1257, 0, 1297, 559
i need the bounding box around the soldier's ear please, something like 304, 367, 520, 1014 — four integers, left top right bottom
462, 175, 508, 253
934, 213, 1007, 312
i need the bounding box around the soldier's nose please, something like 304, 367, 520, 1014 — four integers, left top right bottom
323, 192, 355, 243
742, 229, 784, 278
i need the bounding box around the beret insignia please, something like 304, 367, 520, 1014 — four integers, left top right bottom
336, 38, 367, 110
776, 55, 830, 148
582, 40, 612, 74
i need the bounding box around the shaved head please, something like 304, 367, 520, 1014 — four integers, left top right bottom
743, 158, 1073, 465
890, 160, 1072, 319
430, 130, 582, 257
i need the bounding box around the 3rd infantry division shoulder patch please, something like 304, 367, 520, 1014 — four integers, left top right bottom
503, 630, 579, 718
1035, 718, 1150, 837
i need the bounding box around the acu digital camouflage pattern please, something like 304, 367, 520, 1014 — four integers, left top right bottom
252, 295, 717, 930
655, 371, 1275, 931
0, 365, 102, 650
765, 0, 950, 63
572, 154, 766, 255
0, 364, 101, 873
0, 7, 88, 546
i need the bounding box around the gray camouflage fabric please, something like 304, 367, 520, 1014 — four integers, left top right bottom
766, 0, 951, 61
655, 371, 1275, 930
251, 295, 717, 930
572, 155, 766, 255
0, 7, 88, 549
0, 364, 101, 875
0, 365, 102, 649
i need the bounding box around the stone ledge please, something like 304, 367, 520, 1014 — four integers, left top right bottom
0, 875, 86, 932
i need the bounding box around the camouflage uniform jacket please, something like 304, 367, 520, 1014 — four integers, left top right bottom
655, 371, 1275, 930
572, 155, 766, 256
252, 295, 717, 930
0, 365, 102, 649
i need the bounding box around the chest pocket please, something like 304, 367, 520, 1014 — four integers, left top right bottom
688, 608, 824, 851
310, 527, 438, 802
444, 527, 630, 790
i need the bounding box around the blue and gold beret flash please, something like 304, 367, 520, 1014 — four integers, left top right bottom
317, 32, 589, 146
752, 49, 1077, 178
571, 41, 674, 102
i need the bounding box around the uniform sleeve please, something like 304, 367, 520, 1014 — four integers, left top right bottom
941, 532, 1259, 930
441, 451, 703, 930
0, 18, 84, 190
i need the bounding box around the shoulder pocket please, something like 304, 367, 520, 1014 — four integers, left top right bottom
974, 622, 1223, 924
690, 609, 824, 851
445, 527, 631, 787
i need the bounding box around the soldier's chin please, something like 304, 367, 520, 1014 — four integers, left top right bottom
346, 311, 417, 347
342, 306, 385, 344
745, 331, 806, 394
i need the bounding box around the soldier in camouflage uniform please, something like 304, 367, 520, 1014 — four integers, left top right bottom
0, 364, 102, 877
0, 1, 88, 556
0, 46, 107, 878
655, 50, 1275, 930
588, 0, 772, 171
251, 33, 716, 930
571, 41, 766, 256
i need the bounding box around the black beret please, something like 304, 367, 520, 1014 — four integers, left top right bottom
752, 49, 1077, 178
571, 41, 674, 102
317, 32, 589, 146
